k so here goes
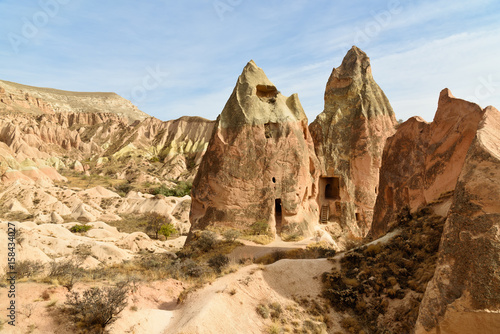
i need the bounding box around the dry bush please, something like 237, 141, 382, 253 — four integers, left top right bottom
64, 282, 129, 333
47, 260, 82, 291
208, 254, 229, 274
12, 260, 45, 279
321, 207, 446, 333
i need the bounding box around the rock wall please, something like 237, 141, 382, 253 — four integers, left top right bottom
371, 89, 484, 237
415, 106, 500, 334
189, 61, 320, 239
309, 46, 397, 238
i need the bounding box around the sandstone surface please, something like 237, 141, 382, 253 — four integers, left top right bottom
309, 46, 397, 239
189, 60, 320, 239
415, 105, 500, 334
371, 89, 485, 237
0, 79, 148, 121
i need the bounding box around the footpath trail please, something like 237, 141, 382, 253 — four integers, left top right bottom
228, 235, 318, 261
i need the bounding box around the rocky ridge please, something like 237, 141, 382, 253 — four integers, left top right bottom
0, 79, 148, 121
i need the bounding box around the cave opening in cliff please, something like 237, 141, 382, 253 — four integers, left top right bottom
256, 84, 278, 98
275, 198, 282, 231
322, 177, 340, 199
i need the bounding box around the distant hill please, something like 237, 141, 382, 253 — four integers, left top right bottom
0, 79, 149, 122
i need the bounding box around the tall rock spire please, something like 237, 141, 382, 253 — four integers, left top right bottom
188, 61, 320, 241
309, 46, 397, 240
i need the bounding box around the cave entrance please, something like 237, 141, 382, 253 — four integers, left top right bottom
322, 177, 340, 199
275, 199, 282, 231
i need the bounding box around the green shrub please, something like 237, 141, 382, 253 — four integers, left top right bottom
159, 223, 177, 239
151, 181, 192, 197
144, 213, 176, 239
69, 224, 92, 233
223, 229, 240, 242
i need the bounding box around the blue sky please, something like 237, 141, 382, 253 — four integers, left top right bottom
1, 0, 499, 122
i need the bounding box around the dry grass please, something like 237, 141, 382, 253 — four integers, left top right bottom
55, 170, 125, 190
239, 234, 274, 245
105, 214, 148, 234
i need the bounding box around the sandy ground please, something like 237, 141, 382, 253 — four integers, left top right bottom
229, 235, 317, 262
0, 280, 185, 334
163, 258, 337, 334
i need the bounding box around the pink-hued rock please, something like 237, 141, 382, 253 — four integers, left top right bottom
309, 46, 397, 237
371, 89, 484, 237
189, 60, 320, 239
0, 79, 148, 121
415, 106, 500, 334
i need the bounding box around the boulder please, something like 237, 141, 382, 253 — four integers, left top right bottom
50, 211, 65, 224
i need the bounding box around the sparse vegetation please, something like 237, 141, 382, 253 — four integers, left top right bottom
11, 260, 45, 279
223, 229, 240, 242
321, 207, 445, 333
144, 212, 177, 239
256, 304, 270, 319
208, 254, 229, 274
150, 181, 192, 197
255, 243, 336, 265
47, 259, 82, 291
64, 282, 129, 333
69, 224, 92, 233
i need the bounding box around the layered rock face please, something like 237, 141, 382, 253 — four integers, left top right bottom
0, 108, 214, 184
0, 79, 148, 122
415, 106, 500, 334
189, 61, 320, 238
371, 89, 485, 237
309, 46, 397, 238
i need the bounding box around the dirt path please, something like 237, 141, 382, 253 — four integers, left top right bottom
229, 235, 319, 261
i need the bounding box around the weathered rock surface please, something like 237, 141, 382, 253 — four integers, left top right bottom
309, 46, 397, 238
0, 182, 192, 233
189, 60, 320, 239
371, 89, 485, 237
0, 109, 214, 184
0, 220, 184, 277
415, 106, 500, 333
0, 79, 148, 121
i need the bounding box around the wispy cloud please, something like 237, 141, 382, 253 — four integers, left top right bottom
0, 0, 498, 122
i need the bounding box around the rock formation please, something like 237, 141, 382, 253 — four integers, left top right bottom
309, 46, 397, 238
189, 60, 320, 239
415, 105, 500, 333
0, 79, 148, 122
0, 108, 214, 185
371, 89, 485, 237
